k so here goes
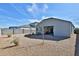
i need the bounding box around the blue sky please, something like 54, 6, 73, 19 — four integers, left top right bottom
0, 3, 79, 28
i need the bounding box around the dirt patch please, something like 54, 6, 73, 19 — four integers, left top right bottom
0, 34, 76, 56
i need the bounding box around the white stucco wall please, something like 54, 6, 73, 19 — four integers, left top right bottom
36, 18, 74, 37
1, 28, 36, 35
0, 29, 1, 36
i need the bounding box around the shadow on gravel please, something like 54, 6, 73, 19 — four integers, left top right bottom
24, 34, 70, 41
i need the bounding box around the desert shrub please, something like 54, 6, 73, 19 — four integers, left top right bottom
24, 34, 32, 37
10, 38, 19, 46
7, 34, 11, 37
24, 34, 27, 37
13, 40, 18, 46
74, 28, 79, 34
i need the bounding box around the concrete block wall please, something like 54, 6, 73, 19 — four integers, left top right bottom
1, 28, 36, 35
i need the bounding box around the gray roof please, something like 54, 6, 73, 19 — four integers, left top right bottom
37, 17, 75, 28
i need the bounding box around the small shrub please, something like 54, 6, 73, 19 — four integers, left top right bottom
10, 39, 19, 46
24, 34, 31, 37
7, 35, 11, 37
74, 28, 79, 34
13, 40, 18, 46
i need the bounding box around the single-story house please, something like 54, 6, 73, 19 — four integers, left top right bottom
36, 17, 75, 37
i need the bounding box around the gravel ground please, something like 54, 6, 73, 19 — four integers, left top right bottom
0, 34, 76, 56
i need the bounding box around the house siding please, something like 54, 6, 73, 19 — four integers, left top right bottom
36, 18, 74, 37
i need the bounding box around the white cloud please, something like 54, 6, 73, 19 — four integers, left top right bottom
41, 16, 63, 20
41, 16, 49, 19
28, 19, 41, 23
27, 3, 39, 18
41, 16, 74, 21
32, 3, 38, 11
44, 4, 48, 9
74, 24, 79, 28
43, 4, 48, 13
27, 4, 49, 18
27, 7, 33, 12
27, 3, 38, 13
27, 4, 48, 13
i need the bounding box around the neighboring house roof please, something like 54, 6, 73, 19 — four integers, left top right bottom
18, 22, 38, 28
8, 22, 38, 29
37, 17, 75, 28
29, 22, 38, 27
